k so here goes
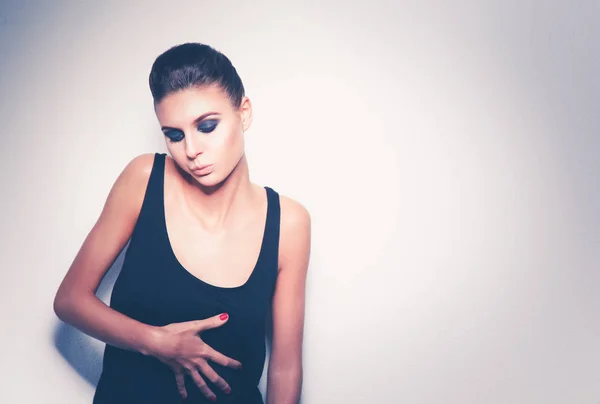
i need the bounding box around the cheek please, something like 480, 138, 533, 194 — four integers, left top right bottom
165, 142, 186, 161
222, 128, 244, 155
164, 142, 177, 157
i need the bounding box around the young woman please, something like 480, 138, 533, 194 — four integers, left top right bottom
53, 42, 311, 404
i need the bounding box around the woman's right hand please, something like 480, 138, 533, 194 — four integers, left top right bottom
149, 312, 242, 401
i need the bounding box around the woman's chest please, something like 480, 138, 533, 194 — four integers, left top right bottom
164, 185, 269, 289
110, 246, 275, 329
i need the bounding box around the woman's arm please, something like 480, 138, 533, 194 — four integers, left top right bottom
54, 154, 247, 400
53, 153, 162, 354
266, 196, 311, 404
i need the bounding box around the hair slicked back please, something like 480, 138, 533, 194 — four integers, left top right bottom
149, 43, 245, 107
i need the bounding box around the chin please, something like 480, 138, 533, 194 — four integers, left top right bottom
193, 173, 223, 188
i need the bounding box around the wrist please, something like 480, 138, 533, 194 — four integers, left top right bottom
138, 325, 164, 357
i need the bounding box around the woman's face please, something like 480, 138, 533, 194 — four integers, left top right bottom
154, 84, 251, 187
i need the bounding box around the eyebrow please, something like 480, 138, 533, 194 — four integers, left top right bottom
161, 112, 220, 131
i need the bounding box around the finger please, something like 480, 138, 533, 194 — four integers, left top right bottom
196, 361, 231, 395
173, 370, 187, 400
186, 366, 217, 401
195, 313, 230, 332
202, 345, 242, 369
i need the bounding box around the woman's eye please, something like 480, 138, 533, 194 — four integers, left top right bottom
198, 120, 218, 133
165, 130, 184, 142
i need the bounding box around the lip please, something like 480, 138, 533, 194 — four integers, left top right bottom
191, 164, 214, 175
192, 163, 212, 170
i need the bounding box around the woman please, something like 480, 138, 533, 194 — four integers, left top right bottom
53, 42, 311, 403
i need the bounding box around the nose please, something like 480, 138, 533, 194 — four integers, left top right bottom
184, 133, 204, 160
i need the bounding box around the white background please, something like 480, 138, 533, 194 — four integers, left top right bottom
0, 1, 598, 403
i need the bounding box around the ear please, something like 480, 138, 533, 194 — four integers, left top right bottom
240, 96, 253, 132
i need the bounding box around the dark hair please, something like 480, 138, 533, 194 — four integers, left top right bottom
149, 42, 245, 107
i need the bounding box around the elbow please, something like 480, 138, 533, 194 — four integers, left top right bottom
53, 291, 69, 321
53, 288, 84, 322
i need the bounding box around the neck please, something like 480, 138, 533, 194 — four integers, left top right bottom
182, 154, 257, 230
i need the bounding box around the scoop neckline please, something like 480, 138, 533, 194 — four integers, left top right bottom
160, 159, 270, 291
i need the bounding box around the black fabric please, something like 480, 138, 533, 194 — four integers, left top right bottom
93, 153, 280, 403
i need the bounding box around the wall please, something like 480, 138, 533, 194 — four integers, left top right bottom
0, 0, 598, 402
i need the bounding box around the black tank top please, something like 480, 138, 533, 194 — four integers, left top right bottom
93, 153, 280, 404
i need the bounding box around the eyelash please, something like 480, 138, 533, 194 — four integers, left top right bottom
165, 120, 218, 143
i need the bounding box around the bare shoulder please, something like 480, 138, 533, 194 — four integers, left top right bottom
116, 153, 155, 190
119, 153, 156, 184
278, 194, 311, 271
105, 153, 156, 215
279, 194, 311, 230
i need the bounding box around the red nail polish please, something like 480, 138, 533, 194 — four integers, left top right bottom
219, 313, 228, 321
209, 396, 216, 401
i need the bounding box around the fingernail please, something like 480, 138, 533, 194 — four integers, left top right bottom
209, 396, 216, 401
225, 387, 231, 394
219, 313, 228, 321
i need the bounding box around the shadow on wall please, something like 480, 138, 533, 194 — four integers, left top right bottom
52, 242, 130, 387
